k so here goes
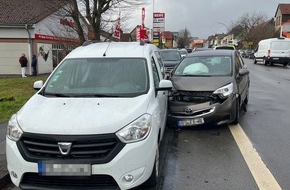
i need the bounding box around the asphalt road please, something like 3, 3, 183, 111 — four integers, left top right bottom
2, 58, 290, 190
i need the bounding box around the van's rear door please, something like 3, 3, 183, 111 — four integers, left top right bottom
271, 41, 290, 58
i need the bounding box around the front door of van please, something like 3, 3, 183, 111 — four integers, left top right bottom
151, 55, 168, 138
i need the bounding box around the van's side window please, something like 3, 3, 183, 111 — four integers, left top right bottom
151, 57, 160, 87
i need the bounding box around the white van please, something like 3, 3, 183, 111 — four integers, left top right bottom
254, 38, 290, 66
6, 42, 172, 190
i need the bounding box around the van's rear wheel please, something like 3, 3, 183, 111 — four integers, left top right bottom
263, 58, 268, 66
144, 147, 159, 187
283, 62, 289, 66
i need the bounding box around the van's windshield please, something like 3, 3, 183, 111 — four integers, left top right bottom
44, 58, 149, 97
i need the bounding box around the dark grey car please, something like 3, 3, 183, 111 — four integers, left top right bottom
168, 50, 250, 127
159, 49, 182, 78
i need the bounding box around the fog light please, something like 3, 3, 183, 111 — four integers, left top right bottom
11, 171, 18, 178
124, 174, 134, 182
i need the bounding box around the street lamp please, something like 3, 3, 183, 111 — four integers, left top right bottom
218, 22, 229, 33
218, 22, 234, 45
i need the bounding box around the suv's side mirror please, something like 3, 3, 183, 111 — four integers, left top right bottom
239, 68, 249, 76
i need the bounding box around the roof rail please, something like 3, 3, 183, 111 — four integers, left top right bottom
82, 40, 101, 46
140, 40, 153, 46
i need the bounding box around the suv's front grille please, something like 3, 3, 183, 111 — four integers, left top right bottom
20, 173, 119, 190
17, 133, 125, 163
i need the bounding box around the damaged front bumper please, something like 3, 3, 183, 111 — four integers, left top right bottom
168, 91, 237, 127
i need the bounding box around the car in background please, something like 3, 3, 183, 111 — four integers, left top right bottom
168, 50, 250, 127
192, 47, 213, 52
159, 49, 182, 78
178, 48, 188, 58
244, 49, 255, 59
186, 48, 193, 53
214, 45, 236, 50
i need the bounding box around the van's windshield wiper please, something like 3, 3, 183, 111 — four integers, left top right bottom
44, 92, 74, 97
80, 93, 121, 97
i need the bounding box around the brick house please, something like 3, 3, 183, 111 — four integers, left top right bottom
275, 3, 290, 38
0, 0, 91, 76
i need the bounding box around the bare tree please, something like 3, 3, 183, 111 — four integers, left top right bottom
177, 28, 191, 48
229, 12, 273, 47
80, 0, 147, 41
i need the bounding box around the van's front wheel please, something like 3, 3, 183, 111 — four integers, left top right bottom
144, 147, 159, 187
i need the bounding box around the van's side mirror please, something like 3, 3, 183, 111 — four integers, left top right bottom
156, 80, 173, 91
34, 80, 44, 90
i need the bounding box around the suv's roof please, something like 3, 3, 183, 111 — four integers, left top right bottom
188, 49, 235, 57
66, 42, 158, 59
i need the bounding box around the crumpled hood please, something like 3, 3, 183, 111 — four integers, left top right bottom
16, 94, 150, 135
171, 76, 233, 91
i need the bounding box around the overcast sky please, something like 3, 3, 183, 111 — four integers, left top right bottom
128, 0, 285, 39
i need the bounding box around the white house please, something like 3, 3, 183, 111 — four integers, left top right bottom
0, 0, 89, 76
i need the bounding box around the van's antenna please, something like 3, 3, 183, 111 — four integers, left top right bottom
103, 42, 111, 57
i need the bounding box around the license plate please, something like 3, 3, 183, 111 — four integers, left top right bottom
38, 161, 91, 176
178, 118, 204, 127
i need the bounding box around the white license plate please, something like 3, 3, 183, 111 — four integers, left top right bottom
38, 161, 91, 176
178, 118, 204, 127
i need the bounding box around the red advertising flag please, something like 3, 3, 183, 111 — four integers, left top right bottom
113, 14, 121, 40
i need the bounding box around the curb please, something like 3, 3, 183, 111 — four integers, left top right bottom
0, 173, 10, 189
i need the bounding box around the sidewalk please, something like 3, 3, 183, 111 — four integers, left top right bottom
0, 121, 10, 189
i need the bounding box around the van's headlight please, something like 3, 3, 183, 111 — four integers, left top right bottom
7, 114, 23, 142
116, 114, 151, 143
213, 82, 233, 99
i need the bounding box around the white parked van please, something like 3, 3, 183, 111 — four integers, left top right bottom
6, 42, 172, 190
254, 38, 290, 66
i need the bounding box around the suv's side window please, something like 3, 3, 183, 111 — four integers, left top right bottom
151, 57, 160, 88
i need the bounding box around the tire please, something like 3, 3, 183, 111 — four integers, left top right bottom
242, 88, 249, 112
283, 62, 289, 66
232, 99, 240, 125
144, 147, 159, 187
263, 58, 268, 66
254, 58, 257, 64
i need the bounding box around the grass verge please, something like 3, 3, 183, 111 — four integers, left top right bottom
0, 75, 48, 122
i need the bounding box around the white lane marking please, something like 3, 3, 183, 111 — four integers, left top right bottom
229, 124, 282, 190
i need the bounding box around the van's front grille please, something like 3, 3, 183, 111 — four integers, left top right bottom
20, 173, 119, 189
17, 133, 125, 163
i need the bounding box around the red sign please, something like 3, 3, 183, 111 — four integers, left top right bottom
153, 13, 165, 18
34, 34, 78, 43
136, 26, 141, 41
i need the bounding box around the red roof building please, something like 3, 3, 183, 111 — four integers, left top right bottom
275, 4, 290, 38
